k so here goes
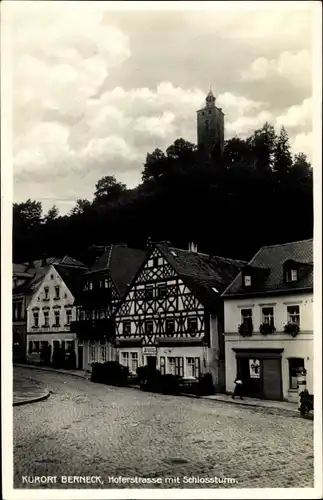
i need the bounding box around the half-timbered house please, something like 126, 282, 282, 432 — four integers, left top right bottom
71, 244, 148, 371
114, 241, 246, 390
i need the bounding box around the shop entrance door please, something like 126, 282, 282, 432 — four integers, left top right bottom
147, 356, 157, 370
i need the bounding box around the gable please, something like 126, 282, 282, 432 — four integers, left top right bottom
135, 247, 177, 283
28, 265, 74, 310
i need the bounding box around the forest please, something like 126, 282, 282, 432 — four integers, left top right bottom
13, 122, 313, 265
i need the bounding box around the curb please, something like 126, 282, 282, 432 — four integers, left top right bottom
14, 363, 89, 380
13, 390, 50, 407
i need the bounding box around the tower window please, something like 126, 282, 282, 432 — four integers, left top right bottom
208, 110, 212, 114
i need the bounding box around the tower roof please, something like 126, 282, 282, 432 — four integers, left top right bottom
207, 89, 215, 99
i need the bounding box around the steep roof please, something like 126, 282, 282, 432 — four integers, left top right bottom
13, 256, 86, 295
87, 245, 148, 297
157, 244, 247, 312
54, 264, 88, 297
223, 238, 313, 297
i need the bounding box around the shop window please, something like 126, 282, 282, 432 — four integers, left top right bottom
131, 353, 138, 373
287, 305, 300, 326
121, 352, 129, 367
100, 343, 107, 363
160, 356, 165, 375
167, 357, 183, 377
289, 358, 304, 389
186, 357, 200, 378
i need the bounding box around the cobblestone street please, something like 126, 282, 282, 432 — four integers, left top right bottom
13, 367, 314, 489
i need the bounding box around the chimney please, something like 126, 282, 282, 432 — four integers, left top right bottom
41, 255, 47, 267
188, 242, 198, 253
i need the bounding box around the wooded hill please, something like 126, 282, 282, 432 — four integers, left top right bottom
13, 123, 313, 265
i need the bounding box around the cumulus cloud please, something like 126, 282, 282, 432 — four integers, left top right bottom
8, 2, 315, 214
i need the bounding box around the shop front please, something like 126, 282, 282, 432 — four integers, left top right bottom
233, 348, 284, 401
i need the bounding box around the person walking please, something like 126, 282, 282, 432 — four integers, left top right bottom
232, 376, 244, 400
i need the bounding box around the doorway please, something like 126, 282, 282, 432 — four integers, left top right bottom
78, 345, 83, 370
147, 356, 157, 370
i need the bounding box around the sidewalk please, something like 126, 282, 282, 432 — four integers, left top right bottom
14, 364, 301, 416
13, 374, 50, 406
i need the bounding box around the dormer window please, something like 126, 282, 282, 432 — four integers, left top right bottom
244, 275, 251, 287
44, 286, 49, 300
285, 269, 298, 283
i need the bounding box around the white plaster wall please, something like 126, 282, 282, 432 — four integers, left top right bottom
27, 265, 76, 333
224, 293, 313, 334
225, 334, 313, 401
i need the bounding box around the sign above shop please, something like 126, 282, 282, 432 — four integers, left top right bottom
143, 346, 157, 355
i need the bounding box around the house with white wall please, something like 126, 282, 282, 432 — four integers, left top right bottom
26, 260, 87, 365
222, 239, 313, 402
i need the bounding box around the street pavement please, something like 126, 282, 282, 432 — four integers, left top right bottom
13, 366, 314, 490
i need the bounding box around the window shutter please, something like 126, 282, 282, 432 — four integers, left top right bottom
195, 357, 200, 379
179, 357, 184, 377
160, 356, 165, 375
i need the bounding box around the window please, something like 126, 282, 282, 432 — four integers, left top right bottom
121, 352, 129, 367
14, 301, 23, 321
208, 109, 212, 114
241, 309, 253, 332
147, 259, 154, 268
33, 311, 39, 327
158, 257, 163, 265
157, 283, 167, 298
145, 286, 154, 301
50, 274, 54, 280
166, 319, 175, 335
244, 275, 251, 287
160, 356, 165, 375
43, 310, 49, 327
100, 343, 107, 363
187, 317, 198, 334
104, 278, 109, 288
44, 286, 49, 300
88, 281, 93, 290
187, 357, 200, 378
153, 257, 159, 267
212, 287, 219, 294
167, 357, 183, 377
89, 341, 97, 363
287, 305, 300, 326
28, 341, 32, 354
53, 340, 60, 351
145, 320, 154, 334
131, 353, 138, 373
123, 321, 131, 336
33, 341, 40, 353
54, 285, 60, 299
262, 307, 274, 325
54, 310, 60, 327
289, 358, 304, 389
66, 309, 72, 325
285, 268, 298, 282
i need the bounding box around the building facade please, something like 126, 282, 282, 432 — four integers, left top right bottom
222, 239, 313, 402
72, 245, 148, 371
115, 242, 246, 390
197, 89, 224, 157
26, 260, 87, 365
13, 265, 35, 362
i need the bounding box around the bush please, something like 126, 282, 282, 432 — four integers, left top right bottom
137, 365, 162, 392
196, 373, 215, 396
91, 361, 129, 386
161, 374, 181, 395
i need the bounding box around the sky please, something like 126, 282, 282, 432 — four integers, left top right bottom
8, 1, 317, 215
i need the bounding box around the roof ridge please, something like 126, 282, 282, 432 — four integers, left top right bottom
171, 247, 246, 263
260, 238, 313, 250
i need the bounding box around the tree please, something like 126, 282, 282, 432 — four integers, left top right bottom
166, 138, 196, 160
44, 205, 59, 222
247, 122, 277, 171
141, 148, 167, 182
13, 199, 42, 229
93, 176, 126, 204
292, 152, 312, 179
273, 126, 293, 174
70, 199, 92, 216
223, 137, 252, 170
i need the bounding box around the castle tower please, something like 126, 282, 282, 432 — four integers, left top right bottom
197, 89, 224, 157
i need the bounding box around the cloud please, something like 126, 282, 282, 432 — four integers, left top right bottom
241, 50, 312, 92
9, 2, 315, 214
